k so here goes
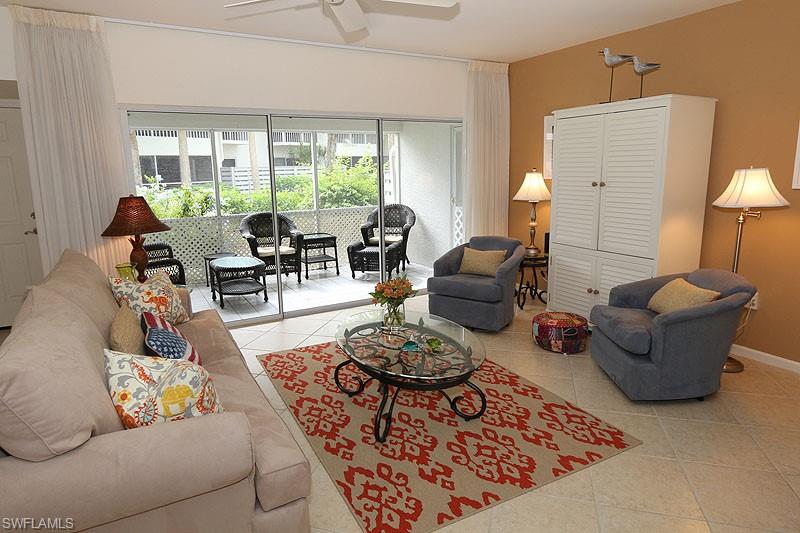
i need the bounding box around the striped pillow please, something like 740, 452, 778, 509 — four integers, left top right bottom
140, 312, 201, 365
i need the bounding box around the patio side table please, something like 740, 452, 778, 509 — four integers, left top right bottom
300, 233, 339, 279
209, 256, 268, 309
203, 252, 236, 287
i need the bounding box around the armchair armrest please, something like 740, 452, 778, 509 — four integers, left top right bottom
241, 232, 259, 256
495, 245, 526, 286
0, 412, 254, 531
608, 273, 686, 309
360, 222, 374, 244
433, 244, 466, 277
289, 228, 304, 252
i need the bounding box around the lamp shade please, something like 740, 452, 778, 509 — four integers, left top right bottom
513, 169, 551, 203
713, 167, 790, 209
101, 195, 170, 237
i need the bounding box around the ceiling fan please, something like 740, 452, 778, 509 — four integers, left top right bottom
224, 0, 458, 33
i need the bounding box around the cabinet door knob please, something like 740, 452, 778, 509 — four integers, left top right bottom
593, 289, 600, 295
587, 288, 593, 293
591, 181, 598, 187
599, 182, 607, 187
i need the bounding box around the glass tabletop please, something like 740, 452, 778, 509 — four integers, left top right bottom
336, 310, 486, 382
209, 256, 264, 270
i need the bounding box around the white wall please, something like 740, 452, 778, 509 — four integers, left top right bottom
0, 6, 467, 119
397, 122, 455, 267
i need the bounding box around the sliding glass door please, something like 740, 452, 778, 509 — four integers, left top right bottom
271, 116, 381, 314
126, 111, 462, 325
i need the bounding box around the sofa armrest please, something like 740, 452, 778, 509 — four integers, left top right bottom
176, 287, 193, 320
0, 412, 254, 531
433, 245, 466, 277
608, 273, 686, 309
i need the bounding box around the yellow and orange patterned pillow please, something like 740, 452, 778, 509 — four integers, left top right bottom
108, 272, 188, 324
104, 349, 222, 429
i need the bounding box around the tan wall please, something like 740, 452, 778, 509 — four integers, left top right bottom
510, 0, 800, 362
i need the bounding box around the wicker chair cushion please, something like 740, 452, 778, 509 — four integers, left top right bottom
256, 245, 297, 257
367, 235, 403, 245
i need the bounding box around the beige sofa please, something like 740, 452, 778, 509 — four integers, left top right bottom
0, 250, 310, 532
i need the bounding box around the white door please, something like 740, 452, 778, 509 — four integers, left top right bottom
597, 107, 666, 259
0, 107, 43, 327
551, 114, 604, 251
595, 253, 655, 307
548, 245, 597, 318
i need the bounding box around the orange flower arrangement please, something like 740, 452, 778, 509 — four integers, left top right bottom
370, 276, 416, 307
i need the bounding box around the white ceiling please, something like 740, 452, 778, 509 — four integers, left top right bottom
2, 0, 738, 62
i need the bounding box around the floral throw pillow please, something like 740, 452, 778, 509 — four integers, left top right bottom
140, 311, 201, 365
104, 349, 222, 429
109, 272, 188, 324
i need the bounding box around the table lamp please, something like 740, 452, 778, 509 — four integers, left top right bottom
513, 169, 551, 255
102, 195, 170, 282
712, 167, 789, 372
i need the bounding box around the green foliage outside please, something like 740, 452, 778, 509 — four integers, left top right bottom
137, 155, 381, 219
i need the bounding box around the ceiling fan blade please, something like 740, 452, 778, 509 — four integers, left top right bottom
379, 0, 458, 7
224, 0, 276, 8
328, 0, 367, 32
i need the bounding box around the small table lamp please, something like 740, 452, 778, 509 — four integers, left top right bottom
102, 195, 170, 282
513, 169, 551, 255
712, 167, 789, 372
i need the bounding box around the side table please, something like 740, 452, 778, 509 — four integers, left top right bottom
517, 253, 549, 309
209, 256, 268, 309
300, 233, 339, 280
203, 252, 236, 287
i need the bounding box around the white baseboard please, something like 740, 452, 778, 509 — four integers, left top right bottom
730, 344, 800, 375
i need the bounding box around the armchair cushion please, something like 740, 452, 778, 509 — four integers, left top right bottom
256, 245, 297, 257
367, 235, 403, 245
458, 247, 506, 277
590, 306, 657, 355
427, 274, 502, 302
647, 278, 720, 314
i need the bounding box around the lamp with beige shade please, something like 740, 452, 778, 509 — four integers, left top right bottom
513, 169, 551, 256
712, 167, 790, 372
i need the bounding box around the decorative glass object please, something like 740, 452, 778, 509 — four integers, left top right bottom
383, 302, 405, 330
115, 262, 137, 282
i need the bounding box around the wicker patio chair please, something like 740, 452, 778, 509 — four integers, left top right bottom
240, 212, 305, 284
360, 204, 416, 270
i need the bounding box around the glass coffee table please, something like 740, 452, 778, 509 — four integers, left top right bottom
335, 310, 487, 443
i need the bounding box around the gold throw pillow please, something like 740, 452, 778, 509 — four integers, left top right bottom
647, 278, 720, 314
459, 247, 507, 277
110, 304, 145, 355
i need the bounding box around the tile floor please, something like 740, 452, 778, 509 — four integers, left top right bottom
190, 262, 432, 324
234, 295, 800, 533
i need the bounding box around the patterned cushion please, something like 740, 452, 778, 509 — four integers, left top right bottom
109, 272, 188, 324
141, 312, 201, 365
110, 304, 145, 355
104, 349, 222, 429
648, 278, 720, 314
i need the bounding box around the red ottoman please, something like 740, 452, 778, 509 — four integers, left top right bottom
532, 312, 588, 354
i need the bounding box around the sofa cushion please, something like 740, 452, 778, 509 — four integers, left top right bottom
590, 305, 657, 355
0, 287, 123, 461
109, 272, 189, 324
105, 349, 222, 429
427, 274, 502, 302
177, 310, 311, 512
141, 312, 201, 364
648, 278, 720, 314
110, 304, 145, 355
458, 247, 506, 277
39, 249, 120, 340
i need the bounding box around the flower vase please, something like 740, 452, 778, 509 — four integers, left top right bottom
383, 303, 405, 330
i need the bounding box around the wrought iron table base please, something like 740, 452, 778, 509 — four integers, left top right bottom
333, 359, 487, 443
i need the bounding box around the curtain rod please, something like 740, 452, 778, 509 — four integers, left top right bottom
103, 17, 473, 64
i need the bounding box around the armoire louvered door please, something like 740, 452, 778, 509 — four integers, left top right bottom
595, 254, 656, 307
548, 245, 596, 318
550, 114, 604, 251
597, 108, 666, 259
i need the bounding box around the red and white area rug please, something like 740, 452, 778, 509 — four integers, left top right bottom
260, 342, 640, 533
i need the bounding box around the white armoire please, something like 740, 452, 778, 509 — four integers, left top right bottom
547, 94, 717, 317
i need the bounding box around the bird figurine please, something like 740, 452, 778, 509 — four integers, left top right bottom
599, 48, 634, 102
632, 56, 661, 98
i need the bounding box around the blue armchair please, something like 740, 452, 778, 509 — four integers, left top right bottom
427, 236, 525, 331
589, 269, 756, 401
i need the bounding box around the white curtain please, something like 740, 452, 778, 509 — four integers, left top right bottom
464, 60, 510, 238
11, 5, 130, 274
